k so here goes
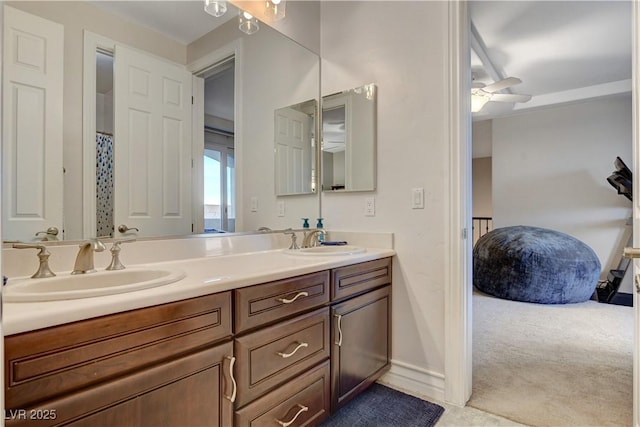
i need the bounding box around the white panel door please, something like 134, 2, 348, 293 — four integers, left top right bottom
274, 107, 311, 195
113, 45, 192, 237
2, 6, 63, 241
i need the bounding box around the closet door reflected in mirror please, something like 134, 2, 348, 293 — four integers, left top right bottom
274, 99, 317, 196
321, 84, 377, 192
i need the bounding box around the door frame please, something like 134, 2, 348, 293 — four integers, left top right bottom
632, 2, 639, 426
447, 3, 640, 425
444, 0, 472, 406
82, 31, 117, 239
187, 39, 244, 232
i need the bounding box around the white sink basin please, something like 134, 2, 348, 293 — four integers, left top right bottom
286, 245, 366, 256
4, 268, 186, 302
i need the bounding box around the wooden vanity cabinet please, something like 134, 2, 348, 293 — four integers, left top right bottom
330, 259, 392, 413
4, 257, 393, 427
4, 292, 234, 427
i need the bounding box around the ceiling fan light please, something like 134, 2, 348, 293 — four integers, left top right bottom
204, 0, 227, 17
471, 93, 490, 113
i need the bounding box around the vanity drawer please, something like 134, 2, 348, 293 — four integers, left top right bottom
331, 257, 392, 302
5, 291, 232, 410
234, 307, 330, 407
234, 360, 330, 427
234, 270, 330, 333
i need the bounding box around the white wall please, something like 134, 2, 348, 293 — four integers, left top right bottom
472, 157, 492, 218
321, 0, 451, 392
472, 120, 492, 158
493, 96, 633, 292
96, 91, 113, 135
191, 19, 320, 232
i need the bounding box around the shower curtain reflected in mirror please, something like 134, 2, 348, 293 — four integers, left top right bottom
96, 132, 114, 237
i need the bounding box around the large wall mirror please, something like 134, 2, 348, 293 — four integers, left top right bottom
2, 0, 320, 242
321, 84, 377, 192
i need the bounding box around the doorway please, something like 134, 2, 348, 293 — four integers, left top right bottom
196, 58, 236, 233
463, 2, 633, 424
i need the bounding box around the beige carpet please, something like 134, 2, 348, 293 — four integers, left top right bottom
469, 291, 633, 427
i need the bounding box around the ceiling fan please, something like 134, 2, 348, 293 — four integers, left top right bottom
471, 77, 532, 112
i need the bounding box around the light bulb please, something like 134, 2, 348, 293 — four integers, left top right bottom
204, 0, 227, 17
239, 11, 259, 35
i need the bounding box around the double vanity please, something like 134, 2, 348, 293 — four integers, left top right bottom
3, 233, 394, 426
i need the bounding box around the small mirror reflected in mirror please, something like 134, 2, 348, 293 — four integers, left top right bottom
322, 84, 376, 192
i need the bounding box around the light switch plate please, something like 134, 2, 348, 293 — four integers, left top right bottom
250, 197, 258, 212
277, 200, 285, 217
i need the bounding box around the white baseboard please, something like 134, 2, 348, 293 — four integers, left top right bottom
378, 359, 445, 403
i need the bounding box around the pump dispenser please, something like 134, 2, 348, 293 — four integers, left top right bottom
302, 218, 310, 229
316, 218, 325, 243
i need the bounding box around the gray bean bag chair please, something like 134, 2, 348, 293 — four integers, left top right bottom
473, 226, 601, 304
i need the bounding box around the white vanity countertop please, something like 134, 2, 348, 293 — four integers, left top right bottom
3, 247, 395, 336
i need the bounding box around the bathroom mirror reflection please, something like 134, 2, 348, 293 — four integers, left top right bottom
322, 84, 377, 192
2, 1, 320, 242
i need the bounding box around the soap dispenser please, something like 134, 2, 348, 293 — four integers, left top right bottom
316, 218, 325, 243
302, 218, 310, 244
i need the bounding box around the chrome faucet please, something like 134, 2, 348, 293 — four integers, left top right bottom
302, 229, 327, 248
72, 238, 107, 274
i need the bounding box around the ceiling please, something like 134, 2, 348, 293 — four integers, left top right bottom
91, 1, 632, 121
91, 1, 238, 45
470, 1, 632, 120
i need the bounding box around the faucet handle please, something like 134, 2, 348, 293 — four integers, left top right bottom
106, 238, 136, 270
12, 244, 56, 278
284, 229, 300, 250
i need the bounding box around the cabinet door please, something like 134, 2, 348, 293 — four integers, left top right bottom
330, 286, 391, 412
20, 343, 234, 427
139, 352, 233, 427
65, 399, 140, 427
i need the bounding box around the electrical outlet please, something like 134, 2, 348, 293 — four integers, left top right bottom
250, 197, 258, 212
277, 200, 285, 217
412, 188, 425, 209
364, 197, 375, 216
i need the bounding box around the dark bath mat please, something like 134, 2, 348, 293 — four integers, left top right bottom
319, 384, 445, 427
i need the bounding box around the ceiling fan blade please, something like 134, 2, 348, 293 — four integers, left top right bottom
490, 93, 532, 103
482, 77, 522, 93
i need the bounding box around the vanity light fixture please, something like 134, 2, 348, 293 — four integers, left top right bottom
204, 0, 227, 17
239, 11, 260, 35
265, 0, 286, 21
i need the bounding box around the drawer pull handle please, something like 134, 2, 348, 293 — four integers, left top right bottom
276, 291, 309, 304
276, 341, 309, 358
335, 314, 343, 346
224, 356, 237, 403
276, 404, 309, 427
